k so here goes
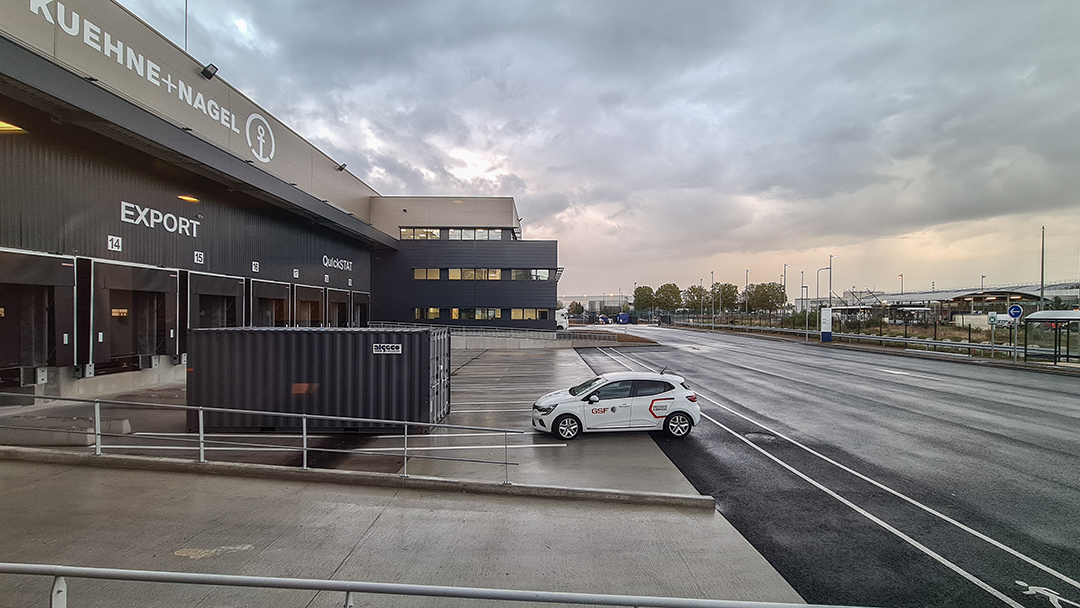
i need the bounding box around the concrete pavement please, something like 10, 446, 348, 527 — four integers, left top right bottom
0, 347, 805, 606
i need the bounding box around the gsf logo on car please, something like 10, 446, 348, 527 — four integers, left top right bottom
591, 407, 610, 415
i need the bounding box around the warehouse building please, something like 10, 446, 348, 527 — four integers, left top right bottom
0, 0, 558, 399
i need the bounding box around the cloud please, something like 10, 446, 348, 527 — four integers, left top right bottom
120, 0, 1080, 295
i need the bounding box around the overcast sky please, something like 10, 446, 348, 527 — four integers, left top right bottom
119, 0, 1080, 300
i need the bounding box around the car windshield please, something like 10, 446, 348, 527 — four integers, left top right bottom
569, 376, 605, 396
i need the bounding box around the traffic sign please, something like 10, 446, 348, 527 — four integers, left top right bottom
1008, 304, 1023, 319
988, 312, 998, 325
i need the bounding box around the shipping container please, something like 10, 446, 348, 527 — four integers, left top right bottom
186, 327, 450, 432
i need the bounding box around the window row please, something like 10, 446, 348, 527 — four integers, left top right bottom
414, 308, 551, 321
399, 228, 506, 241
413, 268, 550, 281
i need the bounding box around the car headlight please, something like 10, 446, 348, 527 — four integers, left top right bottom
533, 403, 557, 414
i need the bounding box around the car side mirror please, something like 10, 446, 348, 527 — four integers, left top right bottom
587, 394, 600, 404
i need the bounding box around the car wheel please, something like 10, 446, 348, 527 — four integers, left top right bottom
664, 412, 692, 438
554, 415, 581, 440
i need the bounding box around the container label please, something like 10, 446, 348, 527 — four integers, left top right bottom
373, 344, 402, 354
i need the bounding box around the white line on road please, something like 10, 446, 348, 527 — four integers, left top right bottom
874, 368, 945, 382
452, 409, 533, 413
613, 347, 1080, 593
698, 411, 1024, 608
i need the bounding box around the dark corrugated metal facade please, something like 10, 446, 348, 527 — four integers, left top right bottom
186, 328, 450, 432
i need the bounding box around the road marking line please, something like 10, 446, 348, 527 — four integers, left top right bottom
699, 412, 1024, 608
596, 347, 636, 370
874, 368, 944, 382
614, 348, 1080, 592
452, 409, 533, 413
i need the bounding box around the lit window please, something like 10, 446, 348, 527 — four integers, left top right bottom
523, 309, 537, 320
449, 229, 462, 240
475, 269, 488, 280
462, 228, 474, 240
462, 269, 475, 280
489, 229, 502, 240
512, 269, 527, 281
427, 268, 439, 280
451, 308, 460, 320
428, 307, 440, 319
511, 309, 523, 320
449, 268, 461, 280
400, 228, 414, 240
414, 268, 426, 280
111, 308, 129, 317
531, 269, 549, 281
489, 269, 501, 281
422, 228, 440, 239
475, 229, 488, 240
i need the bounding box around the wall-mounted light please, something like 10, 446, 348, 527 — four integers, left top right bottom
177, 195, 200, 203
336, 163, 347, 171
200, 63, 218, 79
0, 121, 25, 133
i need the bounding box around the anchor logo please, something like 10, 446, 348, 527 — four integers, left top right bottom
245, 113, 275, 163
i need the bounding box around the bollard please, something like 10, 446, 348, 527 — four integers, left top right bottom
198, 407, 205, 463
93, 400, 102, 456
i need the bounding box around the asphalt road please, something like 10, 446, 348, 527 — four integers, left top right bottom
577, 325, 1080, 608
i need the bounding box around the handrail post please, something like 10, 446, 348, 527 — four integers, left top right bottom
503, 431, 510, 485
343, 591, 355, 608
197, 407, 205, 463
93, 400, 102, 456
51, 576, 67, 608
301, 415, 309, 470
401, 422, 408, 478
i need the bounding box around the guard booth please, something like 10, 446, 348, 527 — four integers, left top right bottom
1023, 310, 1080, 364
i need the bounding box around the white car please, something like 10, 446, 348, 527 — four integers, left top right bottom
531, 371, 700, 440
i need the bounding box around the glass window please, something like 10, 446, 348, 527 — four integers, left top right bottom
512, 269, 527, 281
428, 308, 440, 319
531, 269, 550, 281
451, 308, 460, 320
415, 228, 427, 240
595, 381, 633, 400
570, 376, 605, 396
462, 269, 475, 280
449, 229, 462, 240
414, 268, 427, 280
633, 381, 673, 397
449, 268, 461, 280
488, 269, 501, 280
462, 228, 474, 240
475, 229, 488, 240
493, 308, 502, 319
490, 229, 502, 240
400, 228, 414, 240
460, 308, 475, 320
427, 268, 440, 280
476, 269, 489, 280
538, 310, 549, 320
511, 309, 523, 320
415, 308, 422, 319
523, 309, 537, 320
422, 228, 440, 239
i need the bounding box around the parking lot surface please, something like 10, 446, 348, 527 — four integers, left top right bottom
0, 347, 803, 606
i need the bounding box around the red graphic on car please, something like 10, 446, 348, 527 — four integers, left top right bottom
649, 398, 674, 418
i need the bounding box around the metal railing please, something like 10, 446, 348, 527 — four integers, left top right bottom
0, 392, 524, 484
369, 321, 619, 343
671, 322, 1061, 360
0, 562, 865, 608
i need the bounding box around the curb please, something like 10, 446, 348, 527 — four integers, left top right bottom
0, 446, 716, 511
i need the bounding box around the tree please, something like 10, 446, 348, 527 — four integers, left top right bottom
710, 283, 739, 312
568, 301, 585, 316
633, 285, 655, 312
1050, 296, 1067, 310
682, 284, 708, 315
655, 283, 682, 313
744, 282, 787, 312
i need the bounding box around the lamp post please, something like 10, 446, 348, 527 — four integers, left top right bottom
828, 254, 837, 307
981, 274, 986, 291
783, 263, 790, 325
699, 278, 703, 323
710, 271, 715, 331
816, 267, 829, 309
899, 274, 904, 296
801, 284, 809, 341
745, 269, 751, 318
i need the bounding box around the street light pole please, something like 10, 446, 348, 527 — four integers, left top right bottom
981, 274, 986, 291
783, 263, 790, 324
745, 269, 751, 317
816, 267, 828, 308
801, 284, 809, 341
699, 278, 703, 323
899, 274, 904, 296
710, 271, 715, 331
828, 254, 836, 307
